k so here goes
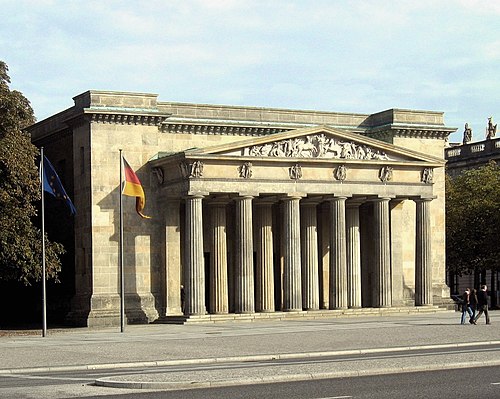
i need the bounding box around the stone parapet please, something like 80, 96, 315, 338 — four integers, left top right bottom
74, 90, 160, 110
446, 137, 500, 177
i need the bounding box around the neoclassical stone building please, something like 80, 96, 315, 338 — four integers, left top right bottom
28, 91, 456, 326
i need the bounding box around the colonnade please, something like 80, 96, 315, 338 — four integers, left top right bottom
183, 194, 433, 316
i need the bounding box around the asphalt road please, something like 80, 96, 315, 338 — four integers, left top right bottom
126, 365, 500, 399
2, 344, 500, 398
3, 365, 499, 399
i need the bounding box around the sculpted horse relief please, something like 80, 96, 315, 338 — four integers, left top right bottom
247, 134, 391, 161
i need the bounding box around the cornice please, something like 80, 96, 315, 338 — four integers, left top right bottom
82, 108, 171, 126
161, 122, 290, 136
366, 124, 456, 142
86, 113, 169, 126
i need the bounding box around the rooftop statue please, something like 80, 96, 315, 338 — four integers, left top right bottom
486, 117, 497, 140
462, 123, 472, 144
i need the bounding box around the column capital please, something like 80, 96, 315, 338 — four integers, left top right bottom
324, 195, 350, 202
185, 192, 207, 199
235, 193, 256, 201
369, 196, 394, 203
412, 196, 436, 203
281, 193, 305, 201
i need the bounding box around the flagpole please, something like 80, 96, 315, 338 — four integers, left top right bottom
119, 149, 125, 333
40, 147, 47, 337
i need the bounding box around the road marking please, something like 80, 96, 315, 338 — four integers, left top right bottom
318, 396, 353, 399
491, 382, 500, 385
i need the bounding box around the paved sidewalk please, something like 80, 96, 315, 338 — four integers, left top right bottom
1, 311, 499, 391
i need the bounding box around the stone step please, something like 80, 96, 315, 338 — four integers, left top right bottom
154, 306, 453, 325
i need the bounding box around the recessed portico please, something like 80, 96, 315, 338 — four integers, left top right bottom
151, 126, 442, 318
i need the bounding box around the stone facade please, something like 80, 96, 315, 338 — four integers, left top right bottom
28, 90, 456, 326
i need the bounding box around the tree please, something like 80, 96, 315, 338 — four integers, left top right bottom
446, 160, 500, 276
0, 61, 64, 284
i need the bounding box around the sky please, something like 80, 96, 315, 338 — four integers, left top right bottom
2, 0, 500, 143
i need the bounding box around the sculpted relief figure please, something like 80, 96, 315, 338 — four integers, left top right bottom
421, 168, 433, 184
297, 135, 318, 157
246, 134, 391, 161
238, 161, 253, 179
334, 164, 347, 182
179, 160, 204, 178
486, 117, 497, 140
152, 167, 164, 185
379, 166, 393, 183
179, 161, 189, 178
191, 160, 204, 178
463, 123, 472, 144
289, 164, 302, 180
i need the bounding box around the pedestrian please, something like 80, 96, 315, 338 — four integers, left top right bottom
460, 288, 474, 325
469, 288, 478, 324
473, 285, 491, 325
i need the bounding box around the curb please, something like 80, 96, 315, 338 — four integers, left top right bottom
94, 359, 500, 390
1, 340, 499, 375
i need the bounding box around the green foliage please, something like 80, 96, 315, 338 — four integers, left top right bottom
446, 160, 500, 276
0, 61, 64, 284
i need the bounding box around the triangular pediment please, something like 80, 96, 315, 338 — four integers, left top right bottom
184, 125, 443, 164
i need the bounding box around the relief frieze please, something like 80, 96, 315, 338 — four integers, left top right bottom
244, 134, 391, 160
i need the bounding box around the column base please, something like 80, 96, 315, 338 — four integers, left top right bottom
66, 293, 159, 327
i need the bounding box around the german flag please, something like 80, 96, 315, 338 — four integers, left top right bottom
122, 157, 151, 219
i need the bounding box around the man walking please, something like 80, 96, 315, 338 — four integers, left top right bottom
473, 285, 491, 325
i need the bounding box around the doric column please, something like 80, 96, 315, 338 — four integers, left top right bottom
235, 195, 255, 313
255, 201, 275, 312
282, 196, 302, 311
210, 200, 229, 314
329, 196, 348, 309
319, 202, 330, 309
415, 197, 433, 306
184, 195, 205, 315
346, 200, 362, 308
301, 201, 319, 310
373, 197, 392, 308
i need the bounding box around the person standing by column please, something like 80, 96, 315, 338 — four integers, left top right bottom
473, 285, 491, 325
461, 288, 474, 325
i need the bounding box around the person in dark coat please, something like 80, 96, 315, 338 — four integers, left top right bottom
469, 288, 478, 324
460, 288, 474, 325
473, 285, 491, 325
